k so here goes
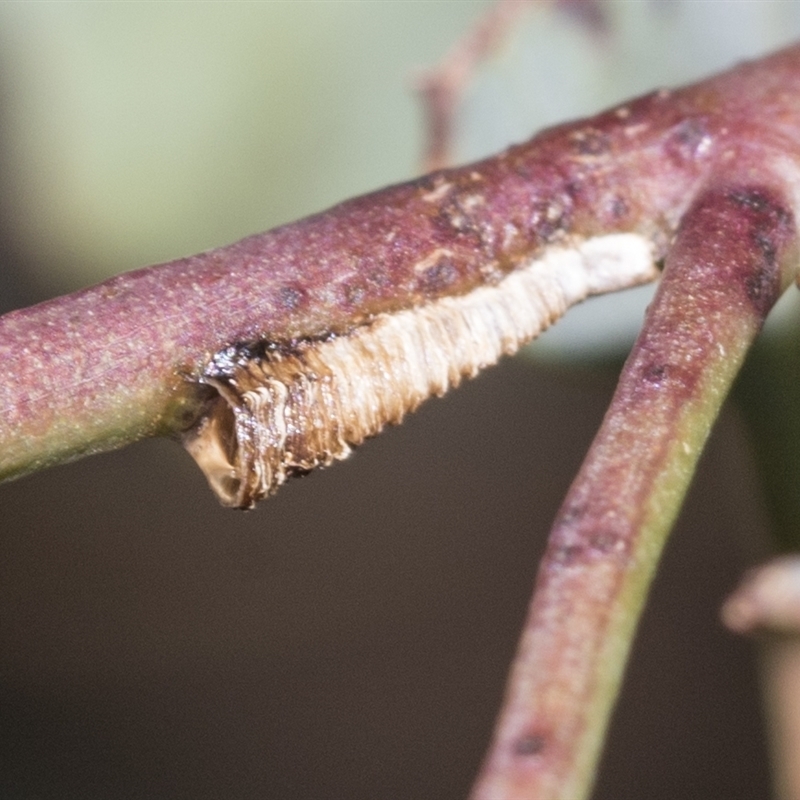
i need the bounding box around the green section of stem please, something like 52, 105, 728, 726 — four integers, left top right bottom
570, 338, 760, 800
0, 383, 199, 484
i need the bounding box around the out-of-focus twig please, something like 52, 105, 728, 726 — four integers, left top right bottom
724, 558, 800, 800
414, 0, 533, 173
414, 0, 609, 172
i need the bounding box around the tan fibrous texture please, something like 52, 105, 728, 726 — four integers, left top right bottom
183, 233, 655, 508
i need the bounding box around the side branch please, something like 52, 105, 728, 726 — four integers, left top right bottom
469, 180, 800, 800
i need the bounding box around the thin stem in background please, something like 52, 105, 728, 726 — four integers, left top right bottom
415, 0, 532, 173
725, 556, 800, 800
414, 0, 607, 172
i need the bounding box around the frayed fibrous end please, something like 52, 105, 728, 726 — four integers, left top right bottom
182, 233, 655, 508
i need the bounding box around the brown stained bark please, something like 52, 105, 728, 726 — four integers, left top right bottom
4, 44, 800, 484
469, 182, 799, 800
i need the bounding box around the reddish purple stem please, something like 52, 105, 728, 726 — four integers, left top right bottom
4, 45, 800, 480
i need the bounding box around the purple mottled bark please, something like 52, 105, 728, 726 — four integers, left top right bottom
3, 44, 800, 483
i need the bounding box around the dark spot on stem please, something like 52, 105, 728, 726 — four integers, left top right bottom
665, 117, 711, 164
610, 196, 629, 220
570, 128, 610, 156
642, 363, 668, 385
744, 265, 775, 310
417, 174, 442, 193
420, 259, 459, 292
513, 733, 547, 757
530, 196, 572, 243
560, 502, 586, 524
278, 285, 304, 311
551, 530, 627, 565
438, 203, 470, 234
367, 268, 392, 289
550, 497, 629, 564
728, 188, 773, 214
723, 186, 794, 316
753, 230, 777, 267
435, 190, 489, 246
342, 283, 366, 308
552, 544, 584, 565
564, 180, 583, 200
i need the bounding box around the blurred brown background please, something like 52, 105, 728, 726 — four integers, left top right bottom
0, 2, 795, 797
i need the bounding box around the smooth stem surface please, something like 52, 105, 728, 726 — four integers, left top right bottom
470, 180, 799, 800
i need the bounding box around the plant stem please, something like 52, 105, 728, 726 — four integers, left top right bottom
723, 556, 800, 800
470, 181, 800, 799
731, 329, 800, 800
761, 638, 800, 800
6, 44, 800, 488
